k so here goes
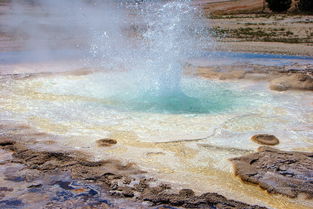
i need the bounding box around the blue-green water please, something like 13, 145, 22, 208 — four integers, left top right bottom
108, 85, 248, 114
40, 72, 261, 114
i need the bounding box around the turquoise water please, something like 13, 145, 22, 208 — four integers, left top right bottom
39, 72, 261, 114
107, 83, 250, 114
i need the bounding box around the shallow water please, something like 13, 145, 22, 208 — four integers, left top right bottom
190, 51, 313, 67
1, 67, 312, 209
36, 71, 265, 114
1, 50, 312, 66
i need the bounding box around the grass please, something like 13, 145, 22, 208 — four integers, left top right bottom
209, 12, 313, 44
210, 14, 273, 19
262, 37, 313, 43
210, 26, 312, 44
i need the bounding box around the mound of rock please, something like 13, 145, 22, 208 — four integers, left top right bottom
192, 64, 313, 92
251, 134, 279, 146
142, 189, 266, 209
270, 73, 313, 91
231, 146, 313, 198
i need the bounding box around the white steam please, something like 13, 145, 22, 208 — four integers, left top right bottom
5, 0, 128, 60
4, 0, 213, 97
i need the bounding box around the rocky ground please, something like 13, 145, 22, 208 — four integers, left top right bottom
186, 62, 313, 91
0, 123, 267, 209
231, 146, 313, 199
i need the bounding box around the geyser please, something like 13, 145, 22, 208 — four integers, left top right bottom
5, 0, 215, 113
89, 0, 214, 113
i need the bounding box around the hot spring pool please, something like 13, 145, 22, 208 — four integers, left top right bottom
0, 69, 313, 208
32, 71, 269, 114
1, 0, 312, 207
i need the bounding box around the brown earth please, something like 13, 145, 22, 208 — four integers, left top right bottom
210, 13, 313, 56
231, 146, 313, 198
193, 0, 264, 15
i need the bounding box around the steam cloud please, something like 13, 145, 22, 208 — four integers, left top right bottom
3, 0, 213, 94
4, 0, 129, 62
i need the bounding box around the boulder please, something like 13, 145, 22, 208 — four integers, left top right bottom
270, 73, 313, 91
231, 147, 313, 198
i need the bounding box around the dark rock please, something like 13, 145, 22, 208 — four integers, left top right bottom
0, 139, 15, 146
5, 176, 25, 182
0, 199, 23, 207
251, 134, 279, 145
96, 138, 117, 147
143, 191, 266, 208
55, 181, 75, 190
178, 189, 194, 198
52, 191, 74, 202
118, 187, 135, 198
134, 179, 149, 192
122, 177, 132, 185
109, 186, 134, 198
88, 189, 98, 196
0, 187, 13, 192
231, 146, 313, 198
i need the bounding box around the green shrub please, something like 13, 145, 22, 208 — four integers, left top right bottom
298, 0, 313, 13
266, 0, 292, 12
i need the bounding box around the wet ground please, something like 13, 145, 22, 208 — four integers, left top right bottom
0, 124, 266, 209
0, 53, 312, 208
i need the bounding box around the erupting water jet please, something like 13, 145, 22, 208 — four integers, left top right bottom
89, 0, 214, 113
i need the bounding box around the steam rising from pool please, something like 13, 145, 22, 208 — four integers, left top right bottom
6, 0, 214, 113
89, 0, 213, 112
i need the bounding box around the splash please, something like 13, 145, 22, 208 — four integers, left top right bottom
137, 0, 212, 95
5, 0, 214, 113
89, 0, 213, 112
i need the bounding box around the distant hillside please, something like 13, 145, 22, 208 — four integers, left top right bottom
193, 0, 264, 15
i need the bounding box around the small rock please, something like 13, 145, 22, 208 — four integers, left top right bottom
122, 177, 132, 185
251, 134, 279, 146
27, 184, 42, 189
110, 183, 118, 190
0, 139, 15, 146
179, 189, 194, 197
269, 82, 288, 91
119, 187, 135, 198
278, 165, 287, 171
96, 139, 117, 147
